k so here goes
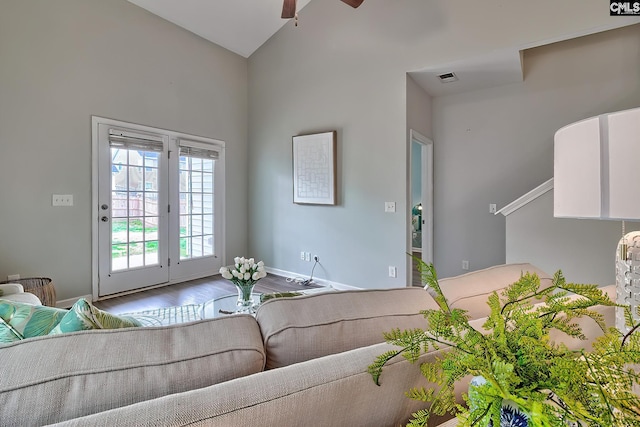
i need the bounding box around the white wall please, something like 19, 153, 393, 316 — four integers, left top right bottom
0, 0, 248, 300
506, 190, 640, 286
248, 0, 640, 286
433, 25, 640, 277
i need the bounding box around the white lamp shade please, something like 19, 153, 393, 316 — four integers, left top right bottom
554, 106, 640, 221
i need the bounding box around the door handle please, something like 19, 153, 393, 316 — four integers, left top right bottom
101, 216, 109, 222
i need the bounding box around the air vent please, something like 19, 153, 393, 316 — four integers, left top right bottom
438, 72, 458, 83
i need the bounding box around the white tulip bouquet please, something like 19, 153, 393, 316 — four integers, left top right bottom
219, 257, 267, 309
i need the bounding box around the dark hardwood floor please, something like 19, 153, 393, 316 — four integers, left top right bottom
93, 273, 320, 314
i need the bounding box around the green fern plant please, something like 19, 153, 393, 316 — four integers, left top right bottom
369, 259, 640, 426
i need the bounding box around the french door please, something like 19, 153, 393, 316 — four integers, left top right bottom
92, 117, 225, 298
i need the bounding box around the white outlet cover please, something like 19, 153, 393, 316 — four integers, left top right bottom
384, 202, 396, 213
52, 194, 74, 206
388, 266, 397, 277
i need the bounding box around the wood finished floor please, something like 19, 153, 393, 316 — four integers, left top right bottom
93, 274, 320, 314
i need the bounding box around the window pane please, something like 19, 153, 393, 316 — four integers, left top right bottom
192, 214, 203, 235
129, 167, 144, 191
145, 192, 158, 216
203, 172, 213, 194
112, 219, 127, 244
145, 222, 158, 241
144, 152, 158, 168
180, 237, 190, 259
203, 214, 213, 235
112, 244, 128, 271
192, 194, 203, 214
144, 168, 158, 191
129, 242, 143, 268
203, 159, 213, 172
192, 172, 202, 192
111, 192, 127, 218
145, 241, 159, 265
129, 218, 144, 242
203, 194, 213, 214
181, 213, 191, 232
180, 170, 190, 192
203, 234, 214, 256
192, 236, 203, 257
113, 165, 128, 192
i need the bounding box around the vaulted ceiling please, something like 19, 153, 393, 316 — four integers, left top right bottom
127, 1, 639, 97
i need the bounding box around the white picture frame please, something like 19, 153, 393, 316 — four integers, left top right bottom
292, 131, 337, 205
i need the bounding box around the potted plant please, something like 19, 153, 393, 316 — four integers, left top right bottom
368, 260, 640, 426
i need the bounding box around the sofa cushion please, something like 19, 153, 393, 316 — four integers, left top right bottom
256, 287, 437, 369
433, 263, 552, 320
48, 298, 141, 334
0, 300, 67, 342
0, 314, 266, 426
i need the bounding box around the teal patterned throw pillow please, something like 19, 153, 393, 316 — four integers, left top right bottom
0, 316, 23, 343
0, 300, 68, 343
48, 298, 142, 335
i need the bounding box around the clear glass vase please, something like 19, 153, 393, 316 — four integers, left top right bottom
235, 282, 256, 312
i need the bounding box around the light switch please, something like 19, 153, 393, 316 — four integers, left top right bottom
384, 202, 396, 213
52, 194, 74, 206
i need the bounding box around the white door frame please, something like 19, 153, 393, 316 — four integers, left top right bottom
407, 129, 433, 285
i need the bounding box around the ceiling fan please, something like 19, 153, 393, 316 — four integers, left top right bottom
281, 0, 365, 19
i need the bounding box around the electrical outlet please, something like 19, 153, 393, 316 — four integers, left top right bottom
462, 260, 469, 270
300, 251, 305, 260
313, 255, 319, 262
7, 274, 20, 281
305, 252, 311, 262
388, 266, 397, 278
52, 194, 74, 206
384, 202, 396, 213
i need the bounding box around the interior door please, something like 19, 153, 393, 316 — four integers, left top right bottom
96, 124, 169, 296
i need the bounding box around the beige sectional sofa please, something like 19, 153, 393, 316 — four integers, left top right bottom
0, 263, 614, 426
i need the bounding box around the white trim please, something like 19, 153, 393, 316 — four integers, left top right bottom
496, 178, 554, 216
264, 267, 362, 290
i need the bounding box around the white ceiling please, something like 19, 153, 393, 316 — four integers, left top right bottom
128, 0, 312, 58
127, 1, 639, 97
128, 0, 526, 95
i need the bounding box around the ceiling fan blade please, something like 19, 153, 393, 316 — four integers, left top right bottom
281, 0, 297, 19
340, 0, 364, 8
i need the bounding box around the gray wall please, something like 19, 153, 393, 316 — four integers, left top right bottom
433, 25, 640, 277
248, 0, 640, 286
506, 190, 640, 286
0, 0, 248, 300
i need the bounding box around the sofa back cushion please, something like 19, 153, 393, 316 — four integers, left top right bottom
0, 315, 265, 426
434, 263, 552, 320
256, 288, 436, 369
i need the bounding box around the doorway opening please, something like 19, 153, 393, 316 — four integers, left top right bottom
408, 130, 433, 287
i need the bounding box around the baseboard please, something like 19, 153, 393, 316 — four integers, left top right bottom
265, 267, 361, 290
56, 294, 92, 309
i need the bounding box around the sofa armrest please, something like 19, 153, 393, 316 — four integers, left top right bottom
0, 283, 24, 296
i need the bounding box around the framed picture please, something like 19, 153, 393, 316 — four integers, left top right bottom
292, 131, 337, 205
